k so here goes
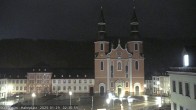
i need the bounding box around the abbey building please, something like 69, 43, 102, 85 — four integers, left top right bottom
94, 6, 144, 96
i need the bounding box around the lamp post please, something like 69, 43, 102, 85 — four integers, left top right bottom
32, 93, 36, 108
7, 85, 13, 99
106, 98, 110, 110
157, 81, 160, 95
144, 84, 147, 95
69, 91, 72, 106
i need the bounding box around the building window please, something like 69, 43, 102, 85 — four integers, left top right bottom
101, 61, 104, 70
74, 80, 76, 83
111, 65, 113, 78
194, 84, 196, 99
16, 86, 18, 90
79, 80, 81, 83
84, 86, 87, 90
58, 86, 61, 91
24, 86, 27, 90
53, 80, 56, 83
63, 80, 66, 83
20, 80, 23, 84
117, 61, 122, 70
53, 86, 55, 90
126, 65, 128, 78
79, 86, 81, 90
89, 80, 92, 83
16, 80, 19, 84
84, 80, 87, 83
126, 82, 129, 87
58, 80, 61, 84
172, 81, 176, 92
179, 82, 183, 95
74, 86, 76, 90
185, 83, 190, 97
180, 106, 183, 110
100, 43, 104, 50
135, 61, 139, 70
63, 86, 66, 90
20, 86, 22, 90
68, 80, 71, 83
111, 82, 114, 87
134, 43, 138, 50
173, 103, 177, 110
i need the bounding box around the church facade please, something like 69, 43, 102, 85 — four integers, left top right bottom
94, 5, 144, 96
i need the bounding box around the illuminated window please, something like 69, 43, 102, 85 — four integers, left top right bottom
183, 54, 189, 67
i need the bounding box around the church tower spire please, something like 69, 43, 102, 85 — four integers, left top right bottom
98, 6, 106, 40
130, 0, 140, 41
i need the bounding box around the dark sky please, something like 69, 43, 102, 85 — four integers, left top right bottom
0, 0, 196, 40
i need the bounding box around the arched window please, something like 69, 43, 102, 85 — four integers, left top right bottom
117, 62, 122, 70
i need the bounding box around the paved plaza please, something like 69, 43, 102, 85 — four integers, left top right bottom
0, 94, 171, 110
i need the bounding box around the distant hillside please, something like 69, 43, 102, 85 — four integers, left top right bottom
0, 38, 195, 75
0, 39, 94, 68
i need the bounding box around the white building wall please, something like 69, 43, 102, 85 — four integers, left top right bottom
52, 79, 94, 94
170, 73, 196, 110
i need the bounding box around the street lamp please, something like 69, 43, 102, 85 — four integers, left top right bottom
106, 98, 110, 110
157, 81, 160, 95
69, 91, 72, 106
32, 93, 36, 108
7, 85, 13, 100
144, 84, 147, 95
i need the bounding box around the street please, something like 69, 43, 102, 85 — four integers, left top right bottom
0, 94, 171, 110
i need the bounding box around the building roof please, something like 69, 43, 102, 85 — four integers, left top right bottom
0, 68, 28, 79
52, 68, 94, 79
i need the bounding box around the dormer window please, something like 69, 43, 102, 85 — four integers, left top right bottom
183, 54, 189, 67
44, 69, 46, 71
17, 75, 19, 78
33, 69, 35, 71
39, 69, 41, 71
61, 75, 63, 77
54, 75, 56, 78
69, 75, 71, 77
77, 75, 79, 77
84, 75, 87, 78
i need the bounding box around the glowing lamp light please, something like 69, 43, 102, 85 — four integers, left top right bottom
32, 93, 36, 98
184, 54, 189, 67
106, 98, 111, 104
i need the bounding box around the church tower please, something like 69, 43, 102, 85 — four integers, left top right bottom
94, 6, 109, 95
127, 0, 145, 95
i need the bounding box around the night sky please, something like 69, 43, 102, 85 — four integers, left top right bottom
0, 0, 196, 76
0, 0, 196, 40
